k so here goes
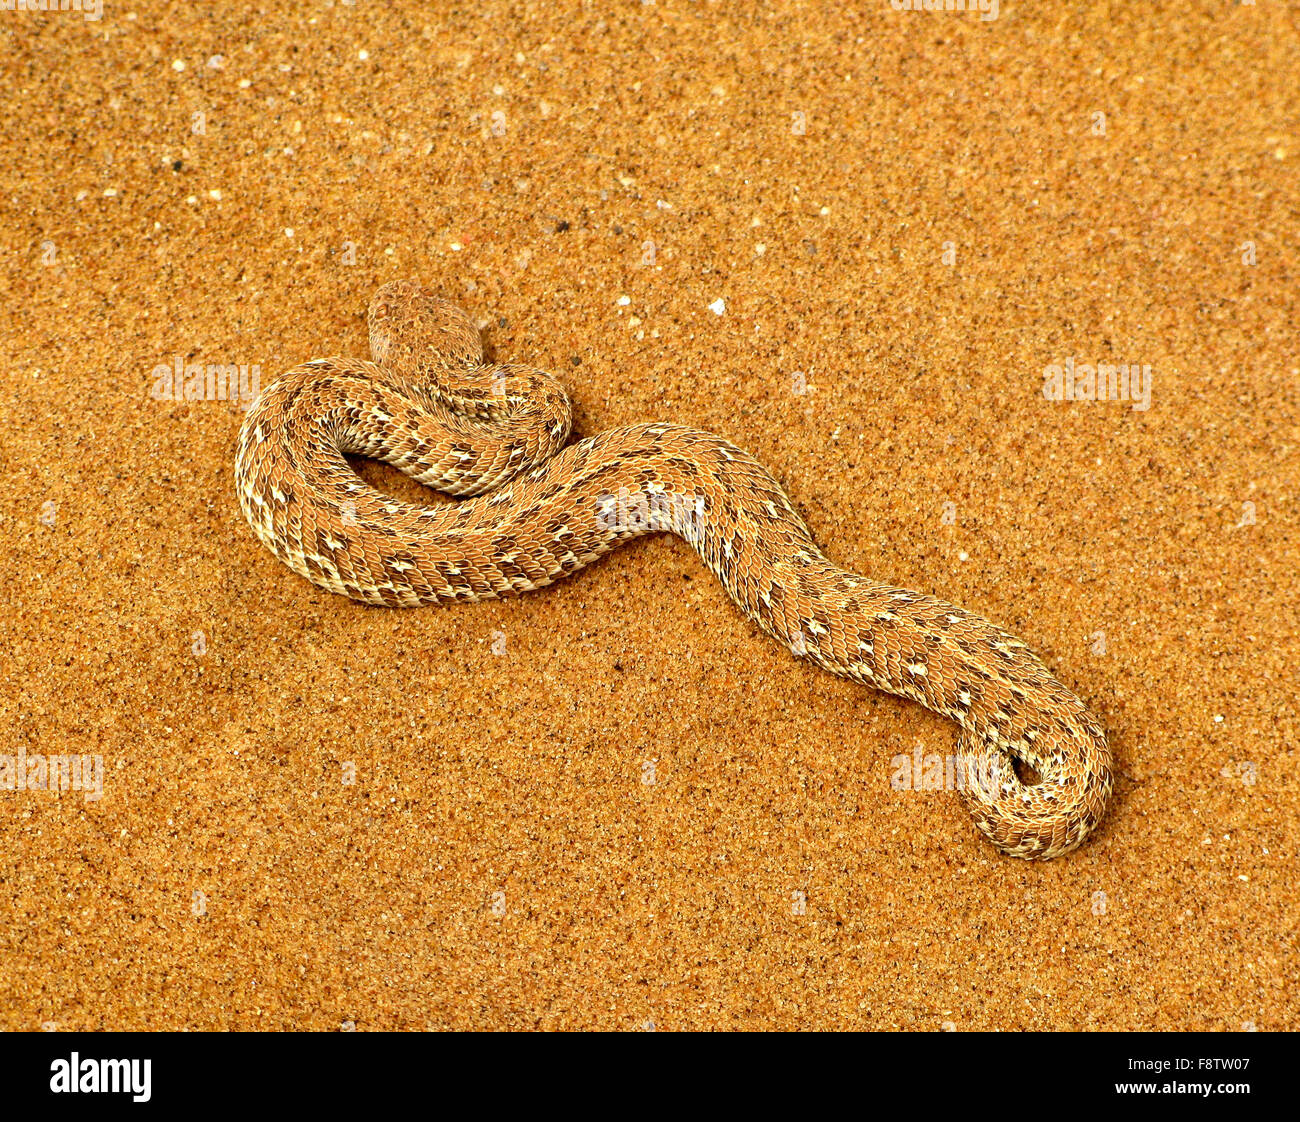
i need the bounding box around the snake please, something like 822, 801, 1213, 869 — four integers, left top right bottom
234, 280, 1113, 859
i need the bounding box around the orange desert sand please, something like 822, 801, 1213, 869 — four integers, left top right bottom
1, 1, 1296, 1029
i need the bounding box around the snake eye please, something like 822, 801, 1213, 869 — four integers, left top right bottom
368, 282, 425, 364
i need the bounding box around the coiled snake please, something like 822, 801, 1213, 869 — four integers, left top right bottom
235, 281, 1112, 859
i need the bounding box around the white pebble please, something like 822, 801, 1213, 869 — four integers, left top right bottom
708, 298, 726, 316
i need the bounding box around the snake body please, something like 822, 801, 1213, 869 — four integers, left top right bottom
235, 281, 1112, 858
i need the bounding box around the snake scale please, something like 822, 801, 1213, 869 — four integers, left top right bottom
235, 281, 1113, 859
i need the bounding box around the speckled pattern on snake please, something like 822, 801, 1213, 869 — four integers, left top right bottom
235, 280, 1113, 859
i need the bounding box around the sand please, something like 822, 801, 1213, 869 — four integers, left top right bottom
1, 0, 1295, 1030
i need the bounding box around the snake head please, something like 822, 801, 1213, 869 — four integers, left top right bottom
368, 280, 484, 373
